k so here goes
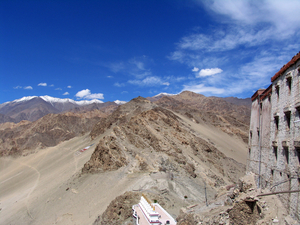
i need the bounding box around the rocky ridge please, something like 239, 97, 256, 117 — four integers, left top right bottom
83, 97, 245, 185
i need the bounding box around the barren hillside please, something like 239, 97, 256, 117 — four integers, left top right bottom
83, 96, 248, 224
155, 91, 250, 143
0, 92, 254, 225
0, 110, 107, 156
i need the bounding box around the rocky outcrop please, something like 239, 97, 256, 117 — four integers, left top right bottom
175, 173, 293, 224
82, 136, 127, 173
93, 191, 170, 225
93, 192, 141, 225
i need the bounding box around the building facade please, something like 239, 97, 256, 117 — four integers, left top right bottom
248, 52, 300, 220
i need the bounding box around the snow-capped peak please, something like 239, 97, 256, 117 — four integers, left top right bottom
114, 100, 127, 105
153, 92, 175, 97
40, 96, 104, 105
76, 99, 104, 105
40, 95, 73, 104
12, 96, 38, 103
2, 95, 104, 106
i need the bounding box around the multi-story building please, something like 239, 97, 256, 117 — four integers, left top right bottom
248, 52, 300, 220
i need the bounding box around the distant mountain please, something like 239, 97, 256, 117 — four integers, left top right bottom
0, 91, 251, 157
223, 97, 251, 107
0, 96, 119, 123
0, 113, 17, 123
147, 92, 175, 102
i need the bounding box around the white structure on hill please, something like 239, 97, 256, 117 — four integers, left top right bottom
248, 52, 300, 221
132, 195, 176, 225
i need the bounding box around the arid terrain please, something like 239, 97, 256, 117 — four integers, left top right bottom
1, 92, 288, 225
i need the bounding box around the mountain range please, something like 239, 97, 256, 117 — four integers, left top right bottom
0, 96, 123, 123
0, 91, 251, 158
0, 93, 250, 124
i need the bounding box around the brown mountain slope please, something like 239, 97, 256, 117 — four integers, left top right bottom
155, 91, 250, 143
0, 110, 107, 156
85, 96, 248, 224
84, 96, 246, 185
0, 94, 251, 225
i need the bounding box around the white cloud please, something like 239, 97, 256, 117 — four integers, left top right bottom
63, 92, 69, 95
55, 88, 62, 90
129, 58, 146, 71
168, 0, 300, 98
107, 62, 125, 73
76, 89, 91, 98
192, 67, 199, 72
38, 83, 47, 86
13, 86, 22, 89
128, 76, 167, 86
50, 84, 54, 87
75, 89, 104, 100
86, 93, 104, 99
198, 68, 223, 77
205, 0, 300, 33
106, 56, 153, 79
24, 86, 33, 90
114, 82, 125, 87
67, 86, 72, 88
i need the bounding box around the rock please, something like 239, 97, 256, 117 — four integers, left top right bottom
284, 215, 298, 225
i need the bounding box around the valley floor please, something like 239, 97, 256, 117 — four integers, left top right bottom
0, 134, 143, 225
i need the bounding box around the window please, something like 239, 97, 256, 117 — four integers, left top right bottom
284, 147, 289, 164
284, 111, 291, 129
296, 148, 300, 165
296, 105, 300, 119
260, 102, 262, 111
275, 85, 280, 99
274, 116, 279, 131
273, 146, 278, 161
286, 77, 292, 93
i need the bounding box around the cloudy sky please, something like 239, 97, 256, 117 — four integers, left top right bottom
1, 0, 300, 103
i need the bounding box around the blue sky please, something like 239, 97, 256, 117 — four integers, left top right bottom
1, 0, 300, 104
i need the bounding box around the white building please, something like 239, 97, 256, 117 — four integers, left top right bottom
248, 52, 300, 221
132, 195, 176, 225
